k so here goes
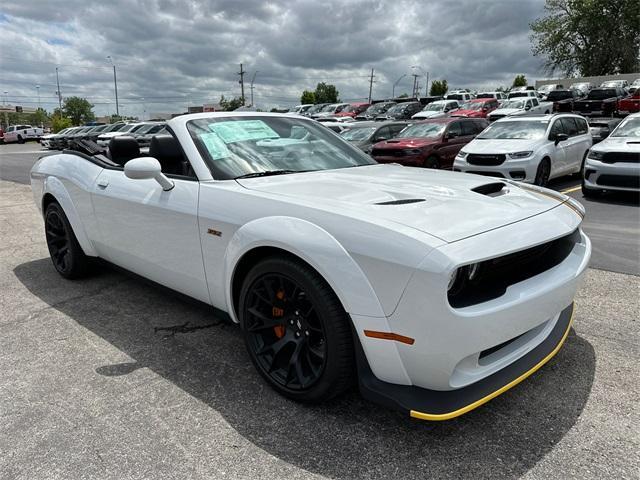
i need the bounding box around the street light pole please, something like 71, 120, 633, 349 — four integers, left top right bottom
392, 74, 407, 98
55, 67, 62, 111
250, 70, 259, 106
107, 56, 119, 117
36, 85, 40, 110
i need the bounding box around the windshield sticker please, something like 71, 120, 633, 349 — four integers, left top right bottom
199, 132, 231, 160
208, 120, 280, 143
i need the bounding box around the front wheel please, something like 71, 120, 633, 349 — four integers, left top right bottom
534, 158, 551, 187
240, 256, 354, 403
17, 135, 25, 144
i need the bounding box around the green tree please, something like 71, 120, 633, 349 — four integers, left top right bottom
397, 93, 409, 98
313, 82, 339, 103
429, 80, 448, 96
512, 75, 527, 87
51, 114, 72, 133
300, 90, 316, 104
219, 95, 245, 111
530, 0, 640, 76
62, 97, 95, 125
33, 108, 49, 127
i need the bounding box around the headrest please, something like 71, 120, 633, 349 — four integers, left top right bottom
109, 136, 140, 166
149, 135, 182, 161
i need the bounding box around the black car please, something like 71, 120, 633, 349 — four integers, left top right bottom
60, 126, 93, 150
573, 88, 626, 116
374, 101, 422, 121
340, 121, 410, 153
548, 89, 582, 112
84, 123, 127, 143
355, 101, 396, 121
587, 117, 623, 144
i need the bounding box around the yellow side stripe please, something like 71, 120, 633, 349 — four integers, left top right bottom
561, 185, 581, 194
410, 310, 574, 421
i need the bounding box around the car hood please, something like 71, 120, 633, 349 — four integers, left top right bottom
373, 137, 438, 149
462, 138, 542, 154
490, 108, 523, 116
236, 164, 565, 243
592, 136, 640, 153
412, 111, 445, 119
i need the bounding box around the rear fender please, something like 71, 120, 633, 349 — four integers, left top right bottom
42, 176, 98, 256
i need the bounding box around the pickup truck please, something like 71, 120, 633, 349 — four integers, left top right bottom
618, 90, 640, 115
573, 88, 625, 117
487, 97, 552, 122
2, 124, 44, 144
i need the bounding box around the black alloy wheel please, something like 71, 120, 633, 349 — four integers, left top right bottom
534, 158, 551, 186
44, 202, 90, 279
240, 257, 354, 402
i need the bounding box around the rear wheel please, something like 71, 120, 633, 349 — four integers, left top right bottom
534, 158, 551, 187
44, 202, 91, 279
424, 155, 440, 169
17, 135, 25, 144
240, 256, 354, 403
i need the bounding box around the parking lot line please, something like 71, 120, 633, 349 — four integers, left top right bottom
561, 185, 581, 194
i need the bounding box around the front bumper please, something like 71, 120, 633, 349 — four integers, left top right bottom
454, 154, 538, 182
357, 303, 574, 420
584, 158, 640, 192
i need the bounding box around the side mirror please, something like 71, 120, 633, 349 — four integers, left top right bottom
124, 157, 174, 191
555, 133, 569, 145
373, 135, 388, 142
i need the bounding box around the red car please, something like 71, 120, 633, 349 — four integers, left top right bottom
333, 102, 371, 119
449, 98, 499, 118
618, 91, 640, 115
370, 117, 488, 169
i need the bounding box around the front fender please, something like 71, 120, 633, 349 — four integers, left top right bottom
223, 216, 386, 322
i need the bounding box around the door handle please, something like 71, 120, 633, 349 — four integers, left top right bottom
97, 179, 109, 188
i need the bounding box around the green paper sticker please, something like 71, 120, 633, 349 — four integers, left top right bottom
209, 120, 280, 143
199, 132, 231, 160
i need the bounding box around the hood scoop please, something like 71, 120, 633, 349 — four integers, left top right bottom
472, 182, 508, 197
375, 198, 426, 205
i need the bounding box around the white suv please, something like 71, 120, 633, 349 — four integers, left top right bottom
454, 114, 592, 186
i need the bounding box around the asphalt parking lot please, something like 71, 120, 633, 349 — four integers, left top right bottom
1, 143, 639, 479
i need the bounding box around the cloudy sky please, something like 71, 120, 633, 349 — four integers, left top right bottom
0, 0, 548, 118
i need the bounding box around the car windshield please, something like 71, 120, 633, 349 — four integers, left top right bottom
611, 117, 640, 137
187, 116, 376, 180
118, 124, 138, 132
500, 100, 526, 109
387, 103, 415, 114
423, 103, 445, 111
340, 126, 377, 141
398, 122, 445, 138
477, 120, 548, 139
365, 102, 394, 115
587, 89, 617, 100
459, 102, 483, 110
547, 91, 572, 100
321, 104, 337, 112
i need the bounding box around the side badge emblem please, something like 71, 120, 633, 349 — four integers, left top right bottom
207, 228, 222, 237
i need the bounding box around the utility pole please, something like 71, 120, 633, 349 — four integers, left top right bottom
55, 67, 62, 111
107, 56, 119, 117
36, 85, 40, 110
238, 64, 246, 106
425, 72, 430, 96
368, 68, 375, 103
250, 70, 258, 106
411, 73, 419, 98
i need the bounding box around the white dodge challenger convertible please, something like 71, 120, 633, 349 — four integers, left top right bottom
30, 113, 591, 421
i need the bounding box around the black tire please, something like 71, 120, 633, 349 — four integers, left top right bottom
581, 178, 603, 198
44, 202, 91, 279
424, 155, 440, 169
239, 256, 354, 403
574, 151, 588, 178
17, 135, 25, 144
534, 157, 551, 187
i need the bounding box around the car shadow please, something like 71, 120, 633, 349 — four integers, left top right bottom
14, 258, 597, 480
580, 190, 640, 206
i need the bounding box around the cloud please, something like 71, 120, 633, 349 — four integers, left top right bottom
0, 0, 546, 117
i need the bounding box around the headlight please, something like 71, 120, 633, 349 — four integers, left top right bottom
447, 263, 481, 294
507, 151, 533, 159
457, 151, 468, 159
587, 150, 604, 160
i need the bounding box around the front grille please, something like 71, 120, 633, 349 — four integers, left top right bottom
601, 152, 640, 164
467, 153, 506, 166
448, 230, 580, 308
597, 174, 640, 189
371, 148, 407, 157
